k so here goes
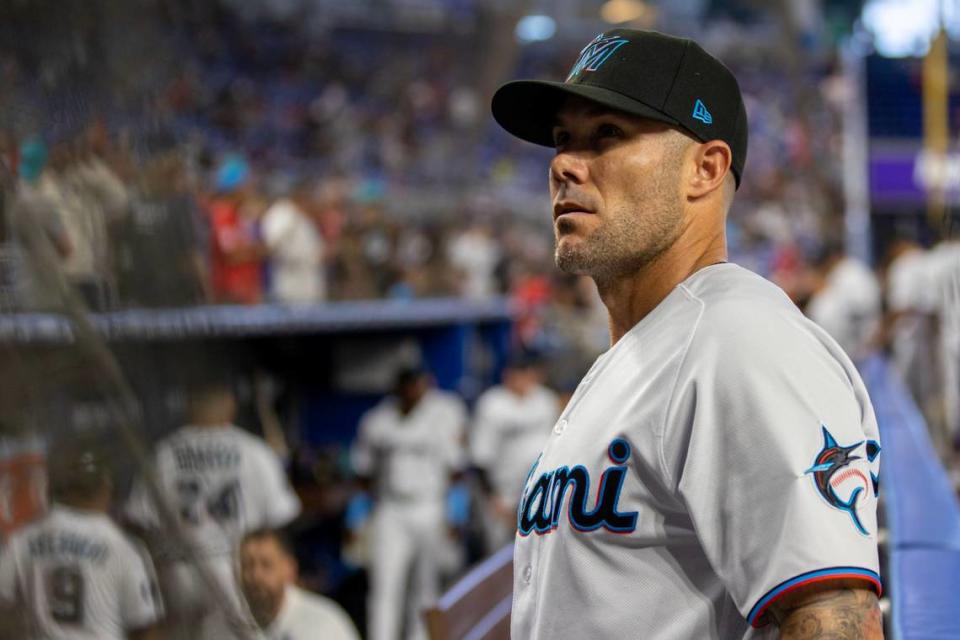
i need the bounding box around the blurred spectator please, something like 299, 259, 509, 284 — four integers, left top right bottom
447, 221, 501, 299
534, 274, 609, 394
125, 381, 301, 640
116, 134, 208, 307
470, 355, 558, 552
806, 243, 882, 360
0, 443, 163, 640
8, 137, 73, 310
206, 155, 265, 305
351, 367, 467, 640
262, 178, 325, 304
202, 529, 359, 640
38, 139, 117, 309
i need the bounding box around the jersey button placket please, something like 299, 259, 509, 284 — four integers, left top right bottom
553, 418, 568, 435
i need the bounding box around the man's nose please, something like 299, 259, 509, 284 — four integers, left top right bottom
550, 151, 588, 188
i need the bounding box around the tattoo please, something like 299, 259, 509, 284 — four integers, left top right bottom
775, 588, 883, 640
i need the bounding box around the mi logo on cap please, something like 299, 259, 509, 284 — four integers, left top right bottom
692, 99, 713, 125
566, 34, 629, 81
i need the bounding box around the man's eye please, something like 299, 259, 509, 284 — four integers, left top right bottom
596, 123, 622, 139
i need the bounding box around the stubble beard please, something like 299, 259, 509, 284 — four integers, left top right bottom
554, 173, 684, 287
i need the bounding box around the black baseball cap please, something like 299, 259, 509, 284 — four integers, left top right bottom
492, 29, 748, 187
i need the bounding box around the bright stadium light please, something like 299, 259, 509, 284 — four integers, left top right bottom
861, 0, 960, 57
515, 15, 557, 43
600, 0, 650, 25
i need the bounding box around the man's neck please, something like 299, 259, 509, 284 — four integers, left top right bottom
597, 223, 727, 345
253, 592, 286, 630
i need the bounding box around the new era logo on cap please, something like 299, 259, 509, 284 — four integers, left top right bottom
692, 99, 713, 125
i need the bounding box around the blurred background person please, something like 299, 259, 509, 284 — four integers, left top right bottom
927, 236, 960, 459
805, 241, 883, 361
203, 528, 359, 640
261, 176, 326, 304
447, 221, 501, 300
7, 137, 73, 310
116, 132, 208, 307
0, 442, 163, 640
205, 155, 265, 305
470, 354, 558, 553
879, 236, 940, 429
351, 367, 467, 640
124, 380, 301, 640
35, 134, 125, 310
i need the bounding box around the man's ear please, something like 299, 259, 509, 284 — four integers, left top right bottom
687, 140, 732, 200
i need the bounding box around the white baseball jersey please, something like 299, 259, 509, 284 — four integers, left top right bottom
512, 263, 881, 639
201, 585, 360, 640
352, 390, 467, 503
0, 504, 162, 639
928, 242, 960, 441
807, 256, 881, 359
261, 198, 326, 304
471, 384, 559, 504
886, 247, 938, 418
125, 424, 302, 562
353, 389, 467, 640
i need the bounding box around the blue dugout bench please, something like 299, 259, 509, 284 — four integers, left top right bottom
860, 356, 960, 639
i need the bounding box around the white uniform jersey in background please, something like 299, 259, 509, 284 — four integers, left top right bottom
352, 389, 467, 640
352, 390, 467, 503
807, 256, 881, 359
0, 504, 162, 639
261, 198, 326, 304
886, 247, 934, 374
471, 384, 559, 505
928, 242, 960, 444
125, 424, 302, 562
512, 264, 881, 640
201, 585, 360, 640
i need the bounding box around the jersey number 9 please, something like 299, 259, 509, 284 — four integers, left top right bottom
46, 565, 84, 625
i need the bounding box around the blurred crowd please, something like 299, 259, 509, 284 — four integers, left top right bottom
1, 3, 959, 639
0, 3, 861, 316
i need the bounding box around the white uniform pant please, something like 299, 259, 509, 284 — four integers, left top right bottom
157, 555, 252, 640
369, 499, 444, 640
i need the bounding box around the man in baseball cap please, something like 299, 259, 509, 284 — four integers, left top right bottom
493, 29, 882, 639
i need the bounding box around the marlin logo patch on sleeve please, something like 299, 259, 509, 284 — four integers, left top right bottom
805, 425, 871, 535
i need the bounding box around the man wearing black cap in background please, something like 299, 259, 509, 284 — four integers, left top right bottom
492, 30, 883, 638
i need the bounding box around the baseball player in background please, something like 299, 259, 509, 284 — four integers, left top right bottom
806, 242, 882, 361
125, 381, 301, 639
351, 367, 467, 640
491, 29, 883, 638
0, 444, 163, 639
470, 355, 559, 552
201, 529, 360, 640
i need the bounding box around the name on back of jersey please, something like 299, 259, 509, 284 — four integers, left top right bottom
173, 444, 240, 472
28, 531, 110, 564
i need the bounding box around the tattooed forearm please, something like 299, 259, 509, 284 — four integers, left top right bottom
771, 585, 883, 640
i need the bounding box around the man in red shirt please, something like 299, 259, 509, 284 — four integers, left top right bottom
206, 155, 265, 305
